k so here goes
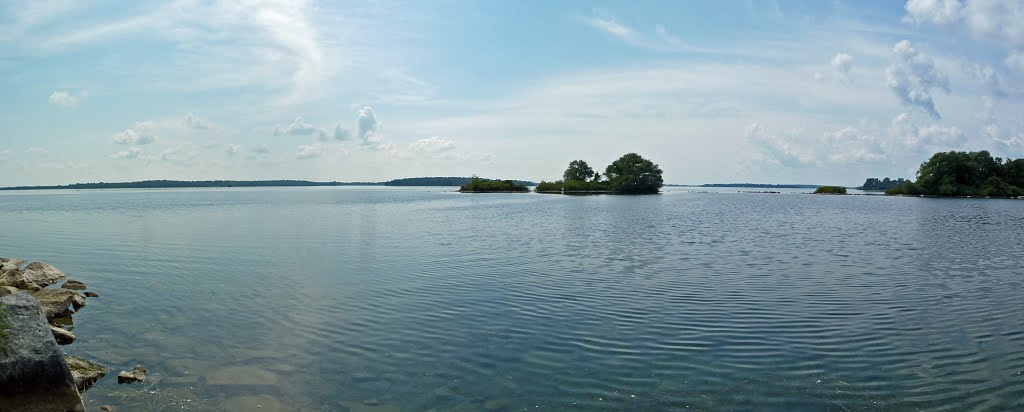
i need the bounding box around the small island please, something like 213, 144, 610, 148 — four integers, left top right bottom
813, 186, 848, 195
884, 150, 1024, 198
458, 176, 530, 193
536, 153, 664, 194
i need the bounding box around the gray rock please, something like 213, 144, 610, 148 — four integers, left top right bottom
51, 325, 76, 345
118, 365, 148, 384
32, 288, 84, 322
0, 286, 22, 296
0, 293, 86, 412
65, 355, 108, 393
84, 291, 100, 298
61, 280, 88, 290
0, 262, 17, 275
0, 261, 66, 291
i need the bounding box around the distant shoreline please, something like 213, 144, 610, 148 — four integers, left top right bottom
0, 177, 537, 191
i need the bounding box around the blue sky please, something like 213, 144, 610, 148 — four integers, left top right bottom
1, 0, 1022, 186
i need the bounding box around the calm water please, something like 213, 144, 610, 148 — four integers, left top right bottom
1, 187, 1023, 411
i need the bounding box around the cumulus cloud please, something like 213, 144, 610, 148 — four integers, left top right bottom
181, 113, 211, 130
112, 122, 158, 145
333, 124, 351, 141
1006, 51, 1024, 75
357, 106, 381, 144
161, 144, 198, 163
904, 0, 1024, 71
226, 144, 240, 156
890, 112, 966, 151
830, 52, 854, 82
408, 137, 456, 152
962, 62, 1006, 97
745, 123, 815, 168
820, 126, 886, 164
296, 143, 326, 159
903, 0, 964, 24
274, 117, 328, 140
110, 146, 144, 160
886, 40, 950, 119
48, 90, 83, 107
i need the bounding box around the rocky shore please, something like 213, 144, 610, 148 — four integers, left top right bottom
0, 257, 112, 411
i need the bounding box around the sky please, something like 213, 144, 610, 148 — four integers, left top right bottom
1, 0, 1023, 186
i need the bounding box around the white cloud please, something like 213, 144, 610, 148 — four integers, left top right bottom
109, 146, 144, 160
274, 117, 327, 140
578, 14, 699, 53
831, 52, 854, 81
333, 124, 351, 141
296, 143, 326, 159
252, 144, 271, 154
745, 123, 815, 168
903, 0, 964, 24
889, 112, 966, 151
408, 137, 457, 153
962, 62, 1006, 97
112, 121, 158, 145
25, 147, 48, 154
357, 106, 381, 144
226, 144, 240, 156
886, 40, 950, 119
181, 113, 211, 130
1006, 51, 1024, 74
161, 144, 198, 163
47, 90, 82, 106
821, 126, 887, 164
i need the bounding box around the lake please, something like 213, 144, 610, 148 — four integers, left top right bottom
1, 187, 1022, 411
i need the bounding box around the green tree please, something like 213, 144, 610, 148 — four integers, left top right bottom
563, 160, 596, 182
604, 153, 664, 194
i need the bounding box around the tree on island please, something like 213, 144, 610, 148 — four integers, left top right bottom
458, 175, 529, 193
859, 177, 908, 191
886, 150, 1024, 197
604, 153, 664, 194
563, 160, 596, 182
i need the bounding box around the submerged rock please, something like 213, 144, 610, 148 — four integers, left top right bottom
0, 293, 86, 412
51, 325, 76, 345
65, 355, 108, 392
84, 291, 100, 298
0, 261, 66, 291
32, 288, 84, 321
61, 280, 88, 290
118, 365, 148, 384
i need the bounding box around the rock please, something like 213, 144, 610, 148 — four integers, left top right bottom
117, 365, 148, 384
221, 395, 286, 412
0, 293, 86, 412
100, 406, 115, 411
51, 325, 76, 345
61, 280, 88, 290
0, 262, 17, 275
0, 261, 66, 291
32, 288, 84, 321
65, 355, 108, 392
71, 294, 87, 310
0, 286, 21, 296
84, 291, 100, 298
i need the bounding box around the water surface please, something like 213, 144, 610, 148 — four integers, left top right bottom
1, 187, 1022, 411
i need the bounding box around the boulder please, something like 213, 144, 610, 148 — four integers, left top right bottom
0, 262, 18, 275
51, 325, 76, 345
61, 280, 88, 290
84, 291, 100, 298
65, 355, 108, 393
0, 262, 66, 291
118, 365, 148, 384
0, 286, 22, 296
0, 293, 86, 412
32, 288, 84, 322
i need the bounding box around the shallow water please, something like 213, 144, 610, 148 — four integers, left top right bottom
1, 187, 1022, 411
